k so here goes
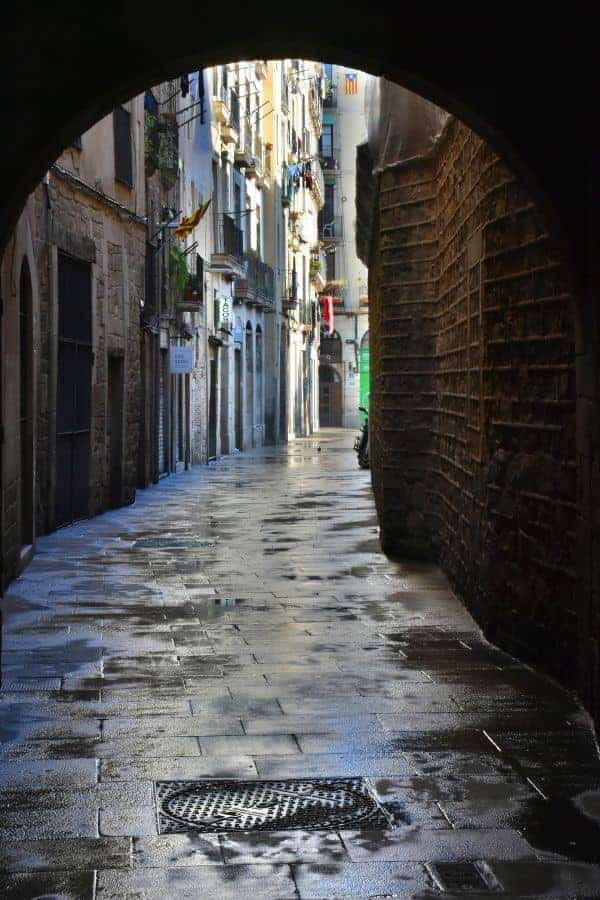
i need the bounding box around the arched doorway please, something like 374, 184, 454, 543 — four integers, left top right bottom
319, 365, 342, 427
319, 330, 343, 427
19, 259, 34, 550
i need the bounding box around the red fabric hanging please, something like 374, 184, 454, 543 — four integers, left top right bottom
320, 295, 334, 335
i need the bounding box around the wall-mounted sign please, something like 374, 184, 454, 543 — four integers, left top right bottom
170, 344, 193, 373
214, 296, 232, 330
233, 318, 244, 344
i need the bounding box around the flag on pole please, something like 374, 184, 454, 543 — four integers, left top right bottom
344, 72, 358, 95
173, 198, 212, 239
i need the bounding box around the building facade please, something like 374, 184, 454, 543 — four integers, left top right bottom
318, 64, 371, 429
0, 57, 327, 589
0, 97, 146, 586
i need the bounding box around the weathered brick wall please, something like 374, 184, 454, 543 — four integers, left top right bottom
371, 117, 579, 697
371, 159, 438, 557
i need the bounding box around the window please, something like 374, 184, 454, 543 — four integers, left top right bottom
256, 205, 261, 257
319, 124, 334, 158
113, 106, 133, 187
323, 183, 335, 222
326, 248, 336, 282
72, 135, 82, 150
324, 63, 333, 82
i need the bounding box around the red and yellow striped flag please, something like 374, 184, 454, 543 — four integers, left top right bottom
344, 72, 358, 95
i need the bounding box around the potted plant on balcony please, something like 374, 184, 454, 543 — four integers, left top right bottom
184, 272, 203, 302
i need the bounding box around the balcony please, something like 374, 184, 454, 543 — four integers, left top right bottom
320, 148, 341, 173
308, 87, 323, 136
234, 254, 275, 310
308, 157, 325, 208
208, 215, 245, 278
318, 214, 344, 241
245, 134, 264, 181
235, 123, 253, 169
212, 86, 230, 125
281, 167, 293, 207
323, 83, 338, 108
281, 77, 289, 114
256, 140, 272, 189
283, 268, 298, 313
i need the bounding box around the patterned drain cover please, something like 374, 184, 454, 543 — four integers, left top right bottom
155, 777, 392, 833
427, 861, 501, 893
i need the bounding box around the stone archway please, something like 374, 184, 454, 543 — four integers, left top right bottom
1, 16, 597, 724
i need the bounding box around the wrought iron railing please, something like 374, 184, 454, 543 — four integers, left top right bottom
218, 215, 244, 261
230, 90, 240, 132
236, 254, 275, 306
323, 83, 337, 108
318, 214, 343, 240
320, 147, 341, 172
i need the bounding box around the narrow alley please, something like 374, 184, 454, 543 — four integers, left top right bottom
1, 431, 600, 898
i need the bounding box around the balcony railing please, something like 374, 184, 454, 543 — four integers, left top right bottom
309, 157, 325, 207
264, 143, 272, 177
323, 83, 337, 108
210, 214, 245, 276
318, 214, 343, 240
320, 148, 341, 172
308, 87, 323, 134
235, 122, 254, 168
230, 90, 240, 132
235, 254, 275, 308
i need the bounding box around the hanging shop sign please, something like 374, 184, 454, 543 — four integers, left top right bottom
169, 344, 193, 373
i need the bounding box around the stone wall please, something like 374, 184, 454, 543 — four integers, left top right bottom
370, 117, 579, 700
33, 173, 144, 534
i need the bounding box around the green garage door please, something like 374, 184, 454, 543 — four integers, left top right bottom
359, 331, 370, 424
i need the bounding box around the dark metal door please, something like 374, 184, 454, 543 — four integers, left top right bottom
208, 358, 217, 459
158, 350, 169, 474
235, 350, 243, 450
56, 253, 92, 527
108, 355, 123, 508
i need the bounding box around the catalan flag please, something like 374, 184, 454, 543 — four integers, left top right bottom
344, 72, 358, 95
173, 198, 212, 239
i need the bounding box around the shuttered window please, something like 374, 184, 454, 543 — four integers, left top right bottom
113, 106, 133, 187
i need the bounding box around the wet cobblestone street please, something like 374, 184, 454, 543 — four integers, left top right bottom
1, 430, 600, 898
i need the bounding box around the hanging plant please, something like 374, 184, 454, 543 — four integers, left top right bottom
158, 112, 179, 192
169, 245, 189, 295
144, 110, 159, 178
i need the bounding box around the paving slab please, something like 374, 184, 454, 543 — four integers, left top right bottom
1, 431, 599, 897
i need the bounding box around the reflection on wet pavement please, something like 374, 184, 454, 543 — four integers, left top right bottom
1, 430, 600, 898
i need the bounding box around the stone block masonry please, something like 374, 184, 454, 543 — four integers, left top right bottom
32, 173, 144, 536
369, 118, 580, 711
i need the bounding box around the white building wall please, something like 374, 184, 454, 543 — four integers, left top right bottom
322, 65, 373, 428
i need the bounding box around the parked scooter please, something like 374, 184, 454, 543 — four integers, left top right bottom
354, 407, 369, 469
